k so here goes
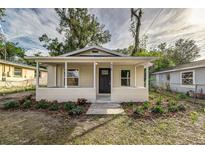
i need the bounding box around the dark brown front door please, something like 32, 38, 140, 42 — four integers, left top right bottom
99, 68, 111, 93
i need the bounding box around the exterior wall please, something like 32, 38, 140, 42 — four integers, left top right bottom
0, 63, 35, 81
47, 65, 57, 87
36, 88, 96, 102
111, 87, 148, 102
155, 67, 205, 94
47, 63, 94, 88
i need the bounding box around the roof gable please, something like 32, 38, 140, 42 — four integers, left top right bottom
58, 46, 127, 57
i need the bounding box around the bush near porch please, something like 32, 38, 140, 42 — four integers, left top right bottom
2, 95, 90, 116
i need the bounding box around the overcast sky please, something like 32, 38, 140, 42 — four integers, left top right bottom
1, 8, 205, 59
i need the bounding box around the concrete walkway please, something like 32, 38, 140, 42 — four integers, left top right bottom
86, 103, 124, 115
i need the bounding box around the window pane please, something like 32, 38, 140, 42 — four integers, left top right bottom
121, 79, 130, 86
67, 78, 78, 86
14, 68, 22, 77
67, 69, 79, 78
121, 70, 130, 78
182, 72, 193, 85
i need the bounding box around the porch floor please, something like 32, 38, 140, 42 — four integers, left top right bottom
86, 103, 124, 115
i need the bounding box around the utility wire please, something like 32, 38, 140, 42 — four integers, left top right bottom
143, 8, 164, 36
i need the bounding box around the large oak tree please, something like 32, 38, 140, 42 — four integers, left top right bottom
39, 8, 111, 56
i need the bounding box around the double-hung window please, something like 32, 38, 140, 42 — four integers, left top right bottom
181, 71, 194, 86
67, 69, 79, 86
14, 67, 22, 77
121, 70, 130, 86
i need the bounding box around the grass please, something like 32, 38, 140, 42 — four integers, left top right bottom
0, 91, 205, 144
0, 86, 35, 96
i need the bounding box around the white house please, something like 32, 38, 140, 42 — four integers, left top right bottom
27, 46, 156, 103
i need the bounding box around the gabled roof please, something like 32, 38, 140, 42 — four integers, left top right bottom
0, 59, 47, 71
58, 45, 127, 57
152, 59, 205, 74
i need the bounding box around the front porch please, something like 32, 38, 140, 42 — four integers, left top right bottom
35, 60, 150, 103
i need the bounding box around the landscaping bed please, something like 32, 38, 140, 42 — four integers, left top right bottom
122, 92, 187, 119
1, 95, 91, 118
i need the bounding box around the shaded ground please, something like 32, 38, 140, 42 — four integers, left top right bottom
0, 92, 205, 144
0, 86, 35, 96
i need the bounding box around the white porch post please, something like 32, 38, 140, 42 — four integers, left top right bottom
146, 67, 149, 91
134, 66, 137, 87
110, 62, 113, 92
93, 62, 96, 88
36, 61, 39, 88
64, 62, 67, 88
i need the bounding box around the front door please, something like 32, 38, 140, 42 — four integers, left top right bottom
99, 68, 111, 93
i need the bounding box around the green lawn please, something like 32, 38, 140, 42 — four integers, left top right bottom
0, 91, 205, 144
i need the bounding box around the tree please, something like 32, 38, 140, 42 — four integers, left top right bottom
169, 39, 200, 65
39, 8, 111, 56
0, 41, 25, 61
130, 8, 143, 55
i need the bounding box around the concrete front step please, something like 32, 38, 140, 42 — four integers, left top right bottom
86, 103, 124, 115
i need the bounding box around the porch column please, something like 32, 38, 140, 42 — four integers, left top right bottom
110, 62, 113, 91
64, 62, 67, 88
146, 67, 149, 91
134, 66, 137, 87
93, 62, 96, 88
36, 61, 39, 88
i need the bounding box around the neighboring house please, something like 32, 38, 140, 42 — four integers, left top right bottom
27, 46, 156, 103
152, 59, 205, 94
0, 59, 47, 86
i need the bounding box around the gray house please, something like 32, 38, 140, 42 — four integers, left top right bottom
152, 59, 205, 95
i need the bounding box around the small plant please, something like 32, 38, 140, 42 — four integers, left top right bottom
151, 105, 164, 114
177, 93, 187, 100
49, 103, 59, 111
156, 96, 163, 105
190, 111, 198, 124
76, 98, 87, 105
35, 100, 50, 109
69, 106, 83, 115
134, 106, 144, 117
4, 100, 20, 109
64, 102, 76, 111
177, 104, 186, 111
168, 105, 178, 112
143, 101, 151, 110
168, 100, 178, 112
22, 100, 32, 109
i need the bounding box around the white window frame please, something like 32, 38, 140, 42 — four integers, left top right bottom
121, 70, 131, 87
67, 68, 80, 87
180, 70, 195, 87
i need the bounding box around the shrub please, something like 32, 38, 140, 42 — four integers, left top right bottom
168, 105, 178, 112
4, 100, 20, 109
35, 100, 50, 109
177, 93, 187, 100
49, 103, 59, 111
177, 104, 186, 111
143, 101, 151, 110
134, 106, 144, 117
64, 102, 76, 111
190, 111, 198, 124
76, 98, 87, 105
22, 100, 32, 109
69, 106, 83, 115
151, 105, 164, 114
156, 96, 163, 105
